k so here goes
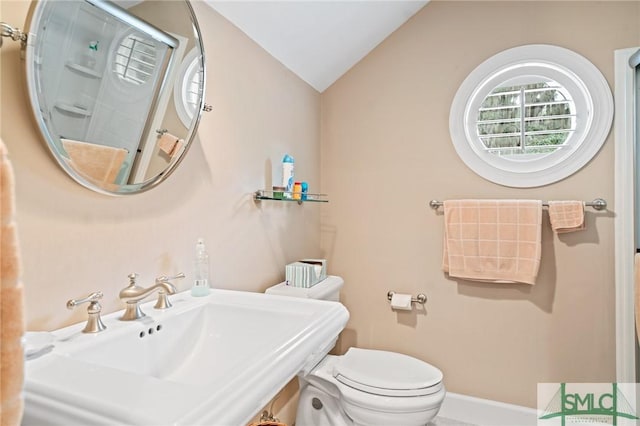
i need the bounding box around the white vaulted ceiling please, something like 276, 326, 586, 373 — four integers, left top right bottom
204, 1, 428, 92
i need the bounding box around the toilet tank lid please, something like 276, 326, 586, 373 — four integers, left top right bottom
265, 275, 344, 299
334, 348, 443, 392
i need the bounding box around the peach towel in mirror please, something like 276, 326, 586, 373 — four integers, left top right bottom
158, 132, 184, 159
547, 200, 585, 233
61, 139, 127, 185
0, 138, 25, 426
442, 199, 542, 285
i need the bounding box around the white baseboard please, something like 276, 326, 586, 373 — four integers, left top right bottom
437, 392, 537, 426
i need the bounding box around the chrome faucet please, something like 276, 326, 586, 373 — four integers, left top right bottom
119, 272, 184, 321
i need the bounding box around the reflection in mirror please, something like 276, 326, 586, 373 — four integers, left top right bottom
24, 0, 206, 194
174, 48, 203, 128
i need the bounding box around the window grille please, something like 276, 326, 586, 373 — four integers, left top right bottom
476, 82, 576, 157
174, 48, 204, 127
114, 34, 156, 85
184, 64, 203, 118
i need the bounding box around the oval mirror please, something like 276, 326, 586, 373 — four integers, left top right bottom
23, 0, 206, 195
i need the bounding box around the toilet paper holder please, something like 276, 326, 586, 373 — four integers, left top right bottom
387, 291, 427, 305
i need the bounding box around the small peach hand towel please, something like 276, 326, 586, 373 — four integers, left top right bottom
442, 199, 542, 285
548, 201, 585, 233
158, 132, 184, 158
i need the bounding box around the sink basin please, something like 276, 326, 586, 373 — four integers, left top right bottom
23, 289, 349, 425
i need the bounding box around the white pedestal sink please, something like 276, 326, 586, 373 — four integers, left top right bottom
23, 289, 349, 425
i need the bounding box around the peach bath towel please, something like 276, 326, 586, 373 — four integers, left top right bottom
548, 201, 585, 233
61, 139, 127, 185
0, 138, 25, 426
442, 199, 542, 285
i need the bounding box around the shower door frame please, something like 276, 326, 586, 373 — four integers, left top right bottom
614, 46, 639, 383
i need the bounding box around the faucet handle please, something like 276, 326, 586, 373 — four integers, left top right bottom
67, 291, 103, 309
127, 273, 139, 286
66, 291, 107, 333
155, 272, 185, 284
154, 272, 185, 310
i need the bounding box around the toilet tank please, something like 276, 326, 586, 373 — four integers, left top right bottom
265, 275, 344, 301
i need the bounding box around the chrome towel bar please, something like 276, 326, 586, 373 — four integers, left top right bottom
428, 198, 607, 211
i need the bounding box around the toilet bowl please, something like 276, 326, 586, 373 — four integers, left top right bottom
265, 276, 445, 425
296, 347, 445, 426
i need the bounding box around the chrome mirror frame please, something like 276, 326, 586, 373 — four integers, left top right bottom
23, 0, 206, 195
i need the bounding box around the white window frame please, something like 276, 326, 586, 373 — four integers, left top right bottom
449, 44, 613, 188
173, 48, 202, 128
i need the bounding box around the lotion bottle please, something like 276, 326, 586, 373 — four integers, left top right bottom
281, 154, 295, 198
191, 238, 211, 297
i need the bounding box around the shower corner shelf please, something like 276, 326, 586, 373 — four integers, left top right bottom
65, 62, 102, 79
54, 102, 92, 117
254, 189, 329, 205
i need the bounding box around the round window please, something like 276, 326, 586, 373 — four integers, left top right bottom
450, 45, 613, 187
173, 48, 203, 127
113, 32, 157, 86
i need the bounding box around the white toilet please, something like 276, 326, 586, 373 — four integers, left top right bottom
265, 276, 445, 426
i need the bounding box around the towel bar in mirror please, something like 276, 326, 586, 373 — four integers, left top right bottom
22, 0, 207, 195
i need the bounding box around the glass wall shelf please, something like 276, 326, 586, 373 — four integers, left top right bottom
254, 189, 329, 205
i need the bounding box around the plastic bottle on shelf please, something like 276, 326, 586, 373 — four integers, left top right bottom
281, 154, 294, 198
191, 238, 211, 297
293, 182, 302, 200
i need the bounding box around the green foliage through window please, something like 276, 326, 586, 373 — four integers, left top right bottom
476, 81, 575, 156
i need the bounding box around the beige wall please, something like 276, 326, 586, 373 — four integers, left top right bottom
2, 0, 639, 416
321, 1, 639, 409
0, 1, 321, 333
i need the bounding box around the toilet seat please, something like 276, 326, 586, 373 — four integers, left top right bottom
333, 348, 443, 397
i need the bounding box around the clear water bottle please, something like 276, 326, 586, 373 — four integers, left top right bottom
281, 154, 294, 198
191, 238, 210, 297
